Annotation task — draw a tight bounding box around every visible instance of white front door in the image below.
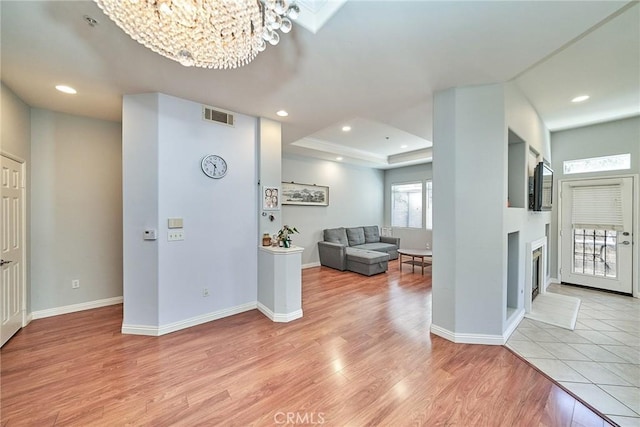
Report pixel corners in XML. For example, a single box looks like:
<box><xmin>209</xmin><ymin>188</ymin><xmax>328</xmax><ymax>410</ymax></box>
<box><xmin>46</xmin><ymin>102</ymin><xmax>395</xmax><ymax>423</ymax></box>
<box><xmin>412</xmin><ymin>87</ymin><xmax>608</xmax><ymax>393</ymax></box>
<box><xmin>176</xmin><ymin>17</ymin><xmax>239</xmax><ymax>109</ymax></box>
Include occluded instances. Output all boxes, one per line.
<box><xmin>1</xmin><ymin>155</ymin><xmax>24</xmax><ymax>347</ymax></box>
<box><xmin>561</xmin><ymin>177</ymin><xmax>634</xmax><ymax>294</ymax></box>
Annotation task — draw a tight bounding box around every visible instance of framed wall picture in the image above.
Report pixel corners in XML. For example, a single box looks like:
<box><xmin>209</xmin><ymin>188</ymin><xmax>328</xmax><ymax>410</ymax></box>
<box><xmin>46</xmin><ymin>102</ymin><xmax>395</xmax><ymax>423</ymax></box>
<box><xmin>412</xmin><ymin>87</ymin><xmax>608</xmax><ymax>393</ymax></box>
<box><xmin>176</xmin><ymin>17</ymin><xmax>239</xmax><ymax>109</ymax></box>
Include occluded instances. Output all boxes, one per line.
<box><xmin>282</xmin><ymin>182</ymin><xmax>329</xmax><ymax>206</ymax></box>
<box><xmin>262</xmin><ymin>186</ymin><xmax>280</xmax><ymax>211</ymax></box>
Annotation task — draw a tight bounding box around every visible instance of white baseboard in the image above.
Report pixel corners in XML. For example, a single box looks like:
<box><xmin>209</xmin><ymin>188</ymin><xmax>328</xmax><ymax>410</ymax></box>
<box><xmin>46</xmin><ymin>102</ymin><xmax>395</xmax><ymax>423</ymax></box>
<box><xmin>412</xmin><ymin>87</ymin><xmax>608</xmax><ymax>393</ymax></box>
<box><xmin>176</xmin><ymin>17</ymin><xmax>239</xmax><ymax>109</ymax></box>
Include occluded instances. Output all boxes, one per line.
<box><xmin>23</xmin><ymin>311</ymin><xmax>32</xmax><ymax>327</ymax></box>
<box><xmin>503</xmin><ymin>309</ymin><xmax>525</xmax><ymax>341</ymax></box>
<box><xmin>257</xmin><ymin>302</ymin><xmax>303</xmax><ymax>323</ymax></box>
<box><xmin>549</xmin><ymin>277</ymin><xmax>560</xmax><ymax>285</ymax></box>
<box><xmin>31</xmin><ymin>296</ymin><xmax>123</xmax><ymax>320</ymax></box>
<box><xmin>430</xmin><ymin>324</ymin><xmax>507</xmax><ymax>345</ymax></box>
<box><xmin>302</xmin><ymin>261</ymin><xmax>321</xmax><ymax>269</ymax></box>
<box><xmin>121</xmin><ymin>301</ymin><xmax>258</xmax><ymax>336</ymax></box>
<box><xmin>120</xmin><ymin>324</ymin><xmax>159</xmax><ymax>336</ymax></box>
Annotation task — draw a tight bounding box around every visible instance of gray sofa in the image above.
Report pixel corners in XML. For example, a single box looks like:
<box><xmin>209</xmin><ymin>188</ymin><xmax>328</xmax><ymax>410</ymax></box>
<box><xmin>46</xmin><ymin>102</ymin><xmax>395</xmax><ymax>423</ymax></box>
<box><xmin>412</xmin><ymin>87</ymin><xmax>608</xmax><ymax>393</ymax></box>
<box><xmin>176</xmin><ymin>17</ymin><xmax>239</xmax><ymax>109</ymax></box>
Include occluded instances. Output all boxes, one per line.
<box><xmin>318</xmin><ymin>226</ymin><xmax>400</xmax><ymax>276</ymax></box>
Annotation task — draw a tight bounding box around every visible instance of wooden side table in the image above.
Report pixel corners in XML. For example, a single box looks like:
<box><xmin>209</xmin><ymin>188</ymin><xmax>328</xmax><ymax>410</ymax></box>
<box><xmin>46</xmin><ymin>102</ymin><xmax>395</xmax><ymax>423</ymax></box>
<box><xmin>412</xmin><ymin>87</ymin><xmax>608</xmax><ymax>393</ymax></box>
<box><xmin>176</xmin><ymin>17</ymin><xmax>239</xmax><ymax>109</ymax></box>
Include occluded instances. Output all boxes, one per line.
<box><xmin>398</xmin><ymin>249</ymin><xmax>432</xmax><ymax>275</ymax></box>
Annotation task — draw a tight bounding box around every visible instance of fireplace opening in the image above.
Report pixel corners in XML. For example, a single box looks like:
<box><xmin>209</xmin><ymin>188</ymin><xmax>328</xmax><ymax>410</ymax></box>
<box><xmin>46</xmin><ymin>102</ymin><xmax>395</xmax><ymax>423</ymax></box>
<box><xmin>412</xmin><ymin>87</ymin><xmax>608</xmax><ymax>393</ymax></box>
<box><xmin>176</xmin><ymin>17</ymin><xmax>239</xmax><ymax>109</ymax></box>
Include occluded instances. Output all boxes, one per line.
<box><xmin>532</xmin><ymin>248</ymin><xmax>542</xmax><ymax>300</ymax></box>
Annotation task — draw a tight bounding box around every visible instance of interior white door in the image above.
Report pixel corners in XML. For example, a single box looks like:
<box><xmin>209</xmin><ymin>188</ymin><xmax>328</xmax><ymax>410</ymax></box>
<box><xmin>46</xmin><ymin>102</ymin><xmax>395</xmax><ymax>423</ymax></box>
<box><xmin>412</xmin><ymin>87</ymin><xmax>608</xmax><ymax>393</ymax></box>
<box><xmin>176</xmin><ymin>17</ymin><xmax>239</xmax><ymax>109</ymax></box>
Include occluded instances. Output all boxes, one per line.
<box><xmin>561</xmin><ymin>177</ymin><xmax>634</xmax><ymax>293</ymax></box>
<box><xmin>1</xmin><ymin>155</ymin><xmax>24</xmax><ymax>347</ymax></box>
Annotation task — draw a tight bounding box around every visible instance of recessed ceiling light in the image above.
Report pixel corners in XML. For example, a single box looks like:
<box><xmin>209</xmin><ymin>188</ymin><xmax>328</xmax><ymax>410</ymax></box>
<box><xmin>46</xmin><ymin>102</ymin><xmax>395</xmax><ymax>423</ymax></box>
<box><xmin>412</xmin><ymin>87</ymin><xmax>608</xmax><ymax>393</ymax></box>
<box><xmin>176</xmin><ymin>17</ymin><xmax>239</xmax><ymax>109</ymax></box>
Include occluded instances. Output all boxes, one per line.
<box><xmin>571</xmin><ymin>95</ymin><xmax>590</xmax><ymax>103</ymax></box>
<box><xmin>276</xmin><ymin>110</ymin><xmax>288</xmax><ymax>117</ymax></box>
<box><xmin>55</xmin><ymin>85</ymin><xmax>77</xmax><ymax>94</ymax></box>
<box><xmin>336</xmin><ymin>157</ymin><xmax>343</xmax><ymax>161</ymax></box>
<box><xmin>341</xmin><ymin>126</ymin><xmax>351</xmax><ymax>132</ymax></box>
<box><xmin>401</xmin><ymin>144</ymin><xmax>408</xmax><ymax>149</ymax></box>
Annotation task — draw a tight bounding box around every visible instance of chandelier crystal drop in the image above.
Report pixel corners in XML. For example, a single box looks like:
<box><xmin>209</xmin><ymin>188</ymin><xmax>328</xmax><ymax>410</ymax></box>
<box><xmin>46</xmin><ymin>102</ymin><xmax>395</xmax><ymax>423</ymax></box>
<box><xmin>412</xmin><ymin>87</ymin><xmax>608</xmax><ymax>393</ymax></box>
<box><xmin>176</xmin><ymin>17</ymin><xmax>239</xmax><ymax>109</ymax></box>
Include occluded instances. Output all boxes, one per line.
<box><xmin>94</xmin><ymin>0</ymin><xmax>299</xmax><ymax>69</ymax></box>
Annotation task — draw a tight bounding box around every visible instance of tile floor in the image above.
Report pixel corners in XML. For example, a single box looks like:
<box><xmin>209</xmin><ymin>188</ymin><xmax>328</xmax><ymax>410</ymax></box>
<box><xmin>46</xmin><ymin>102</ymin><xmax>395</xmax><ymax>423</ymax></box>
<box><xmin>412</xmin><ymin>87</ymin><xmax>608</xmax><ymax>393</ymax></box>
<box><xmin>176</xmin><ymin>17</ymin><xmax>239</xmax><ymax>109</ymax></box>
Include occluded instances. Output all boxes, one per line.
<box><xmin>507</xmin><ymin>283</ymin><xmax>640</xmax><ymax>427</ymax></box>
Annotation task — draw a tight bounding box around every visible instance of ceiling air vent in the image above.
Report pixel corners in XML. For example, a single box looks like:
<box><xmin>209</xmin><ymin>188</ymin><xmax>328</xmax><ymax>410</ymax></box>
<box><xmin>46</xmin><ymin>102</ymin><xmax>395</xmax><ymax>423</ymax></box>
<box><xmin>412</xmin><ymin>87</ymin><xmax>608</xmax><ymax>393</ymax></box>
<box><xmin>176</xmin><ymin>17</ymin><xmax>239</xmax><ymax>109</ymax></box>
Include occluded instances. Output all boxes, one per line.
<box><xmin>202</xmin><ymin>105</ymin><xmax>234</xmax><ymax>127</ymax></box>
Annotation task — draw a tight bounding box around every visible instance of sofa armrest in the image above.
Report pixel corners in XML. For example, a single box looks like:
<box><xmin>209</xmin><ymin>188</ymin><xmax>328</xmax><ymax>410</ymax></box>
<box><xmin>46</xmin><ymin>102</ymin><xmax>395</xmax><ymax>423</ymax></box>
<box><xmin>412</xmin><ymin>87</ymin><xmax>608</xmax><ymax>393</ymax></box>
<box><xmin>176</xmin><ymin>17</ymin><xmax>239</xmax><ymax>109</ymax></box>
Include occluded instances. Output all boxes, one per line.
<box><xmin>318</xmin><ymin>241</ymin><xmax>347</xmax><ymax>271</ymax></box>
<box><xmin>380</xmin><ymin>236</ymin><xmax>400</xmax><ymax>247</ymax></box>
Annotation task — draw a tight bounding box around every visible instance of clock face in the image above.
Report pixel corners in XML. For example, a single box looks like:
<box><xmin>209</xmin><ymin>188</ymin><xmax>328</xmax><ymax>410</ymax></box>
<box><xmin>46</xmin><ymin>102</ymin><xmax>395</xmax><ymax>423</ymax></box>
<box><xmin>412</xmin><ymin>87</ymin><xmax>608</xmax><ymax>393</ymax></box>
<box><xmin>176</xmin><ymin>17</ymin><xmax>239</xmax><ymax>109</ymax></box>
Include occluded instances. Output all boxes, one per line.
<box><xmin>201</xmin><ymin>155</ymin><xmax>227</xmax><ymax>179</ymax></box>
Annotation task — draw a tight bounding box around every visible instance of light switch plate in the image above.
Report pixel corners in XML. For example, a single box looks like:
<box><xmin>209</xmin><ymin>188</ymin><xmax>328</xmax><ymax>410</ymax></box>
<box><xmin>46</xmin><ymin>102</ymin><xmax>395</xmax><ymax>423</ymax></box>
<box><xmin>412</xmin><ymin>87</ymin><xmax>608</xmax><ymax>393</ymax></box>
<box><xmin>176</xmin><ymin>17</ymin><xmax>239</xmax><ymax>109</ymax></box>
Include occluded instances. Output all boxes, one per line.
<box><xmin>168</xmin><ymin>230</ymin><xmax>185</xmax><ymax>241</ymax></box>
<box><xmin>168</xmin><ymin>218</ymin><xmax>184</xmax><ymax>229</ymax></box>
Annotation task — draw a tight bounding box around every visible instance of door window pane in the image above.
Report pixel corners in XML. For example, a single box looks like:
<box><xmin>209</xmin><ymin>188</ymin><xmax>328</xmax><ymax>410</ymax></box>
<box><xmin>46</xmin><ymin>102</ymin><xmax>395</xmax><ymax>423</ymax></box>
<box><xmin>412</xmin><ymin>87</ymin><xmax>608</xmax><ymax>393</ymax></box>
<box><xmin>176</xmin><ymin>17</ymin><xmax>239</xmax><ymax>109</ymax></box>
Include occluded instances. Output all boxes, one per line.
<box><xmin>572</xmin><ymin>228</ymin><xmax>617</xmax><ymax>278</ymax></box>
<box><xmin>564</xmin><ymin>153</ymin><xmax>630</xmax><ymax>175</ymax></box>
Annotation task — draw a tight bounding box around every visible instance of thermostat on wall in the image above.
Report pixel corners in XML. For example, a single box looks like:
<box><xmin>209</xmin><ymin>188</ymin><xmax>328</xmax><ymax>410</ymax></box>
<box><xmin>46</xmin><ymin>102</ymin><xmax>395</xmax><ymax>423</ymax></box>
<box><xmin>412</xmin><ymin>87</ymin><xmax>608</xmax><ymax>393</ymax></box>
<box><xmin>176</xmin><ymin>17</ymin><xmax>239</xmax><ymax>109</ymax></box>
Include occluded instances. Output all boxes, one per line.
<box><xmin>143</xmin><ymin>229</ymin><xmax>158</xmax><ymax>240</ymax></box>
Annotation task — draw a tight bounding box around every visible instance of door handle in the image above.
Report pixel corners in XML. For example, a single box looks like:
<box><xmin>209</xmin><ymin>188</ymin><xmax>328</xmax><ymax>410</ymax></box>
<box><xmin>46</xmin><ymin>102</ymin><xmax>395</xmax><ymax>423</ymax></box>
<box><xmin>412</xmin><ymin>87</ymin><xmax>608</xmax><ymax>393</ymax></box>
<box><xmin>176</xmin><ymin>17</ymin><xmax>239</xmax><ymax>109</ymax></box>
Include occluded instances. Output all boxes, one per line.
<box><xmin>620</xmin><ymin>241</ymin><xmax>630</xmax><ymax>245</ymax></box>
<box><xmin>0</xmin><ymin>259</ymin><xmax>12</xmax><ymax>266</ymax></box>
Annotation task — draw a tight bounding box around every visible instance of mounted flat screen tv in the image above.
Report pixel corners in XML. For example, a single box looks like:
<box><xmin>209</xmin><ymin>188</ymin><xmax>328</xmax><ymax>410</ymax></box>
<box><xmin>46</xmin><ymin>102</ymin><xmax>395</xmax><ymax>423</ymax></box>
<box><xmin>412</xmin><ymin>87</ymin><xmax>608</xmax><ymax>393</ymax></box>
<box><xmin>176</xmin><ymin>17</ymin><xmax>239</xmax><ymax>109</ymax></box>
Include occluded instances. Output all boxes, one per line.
<box><xmin>533</xmin><ymin>161</ymin><xmax>553</xmax><ymax>211</ymax></box>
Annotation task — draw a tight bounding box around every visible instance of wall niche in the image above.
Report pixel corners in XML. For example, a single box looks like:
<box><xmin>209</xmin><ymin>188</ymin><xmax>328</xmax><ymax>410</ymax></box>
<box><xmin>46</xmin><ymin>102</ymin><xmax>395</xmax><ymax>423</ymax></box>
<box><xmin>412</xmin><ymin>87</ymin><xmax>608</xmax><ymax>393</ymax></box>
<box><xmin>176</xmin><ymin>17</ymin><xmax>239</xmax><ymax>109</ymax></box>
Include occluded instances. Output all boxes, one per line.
<box><xmin>507</xmin><ymin>129</ymin><xmax>526</xmax><ymax>208</ymax></box>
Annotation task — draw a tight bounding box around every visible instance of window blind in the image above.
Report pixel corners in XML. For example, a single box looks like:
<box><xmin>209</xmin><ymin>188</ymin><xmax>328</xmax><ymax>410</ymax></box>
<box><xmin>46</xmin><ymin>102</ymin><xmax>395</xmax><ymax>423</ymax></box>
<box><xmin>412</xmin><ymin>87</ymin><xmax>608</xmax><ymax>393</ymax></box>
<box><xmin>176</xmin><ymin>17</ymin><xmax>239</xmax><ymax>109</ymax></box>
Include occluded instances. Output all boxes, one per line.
<box><xmin>571</xmin><ymin>184</ymin><xmax>623</xmax><ymax>230</ymax></box>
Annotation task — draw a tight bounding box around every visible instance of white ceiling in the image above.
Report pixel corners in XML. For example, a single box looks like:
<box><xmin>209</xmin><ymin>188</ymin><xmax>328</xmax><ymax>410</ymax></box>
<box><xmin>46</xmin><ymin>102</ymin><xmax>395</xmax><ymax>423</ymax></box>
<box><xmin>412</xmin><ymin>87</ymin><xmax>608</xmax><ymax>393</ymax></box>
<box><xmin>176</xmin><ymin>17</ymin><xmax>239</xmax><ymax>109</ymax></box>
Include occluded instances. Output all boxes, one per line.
<box><xmin>1</xmin><ymin>1</ymin><xmax>638</xmax><ymax>169</ymax></box>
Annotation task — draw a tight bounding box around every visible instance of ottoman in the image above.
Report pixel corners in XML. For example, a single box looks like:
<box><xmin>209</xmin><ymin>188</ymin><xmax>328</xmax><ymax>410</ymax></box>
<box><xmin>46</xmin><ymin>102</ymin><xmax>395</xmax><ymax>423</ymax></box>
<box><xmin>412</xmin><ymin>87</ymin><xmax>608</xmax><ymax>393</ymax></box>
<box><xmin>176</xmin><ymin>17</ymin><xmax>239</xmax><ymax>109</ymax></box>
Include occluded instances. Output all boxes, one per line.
<box><xmin>345</xmin><ymin>248</ymin><xmax>389</xmax><ymax>276</ymax></box>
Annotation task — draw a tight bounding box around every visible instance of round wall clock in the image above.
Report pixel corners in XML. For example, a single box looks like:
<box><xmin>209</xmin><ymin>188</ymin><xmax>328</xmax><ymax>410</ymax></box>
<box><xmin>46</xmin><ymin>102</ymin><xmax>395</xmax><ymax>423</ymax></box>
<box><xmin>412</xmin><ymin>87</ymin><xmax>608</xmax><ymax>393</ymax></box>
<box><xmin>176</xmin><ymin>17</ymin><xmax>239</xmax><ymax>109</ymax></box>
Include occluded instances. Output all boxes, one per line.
<box><xmin>201</xmin><ymin>154</ymin><xmax>227</xmax><ymax>179</ymax></box>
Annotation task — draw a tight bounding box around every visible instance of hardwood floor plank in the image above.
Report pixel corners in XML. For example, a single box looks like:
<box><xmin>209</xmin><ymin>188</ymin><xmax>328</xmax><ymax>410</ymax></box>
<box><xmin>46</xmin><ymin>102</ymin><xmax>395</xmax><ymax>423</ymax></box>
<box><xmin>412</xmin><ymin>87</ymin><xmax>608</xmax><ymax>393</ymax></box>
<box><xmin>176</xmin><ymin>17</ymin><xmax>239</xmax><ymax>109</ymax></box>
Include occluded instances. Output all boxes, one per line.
<box><xmin>539</xmin><ymin>385</ymin><xmax>577</xmax><ymax>427</ymax></box>
<box><xmin>1</xmin><ymin>263</ymin><xmax>612</xmax><ymax>426</ymax></box>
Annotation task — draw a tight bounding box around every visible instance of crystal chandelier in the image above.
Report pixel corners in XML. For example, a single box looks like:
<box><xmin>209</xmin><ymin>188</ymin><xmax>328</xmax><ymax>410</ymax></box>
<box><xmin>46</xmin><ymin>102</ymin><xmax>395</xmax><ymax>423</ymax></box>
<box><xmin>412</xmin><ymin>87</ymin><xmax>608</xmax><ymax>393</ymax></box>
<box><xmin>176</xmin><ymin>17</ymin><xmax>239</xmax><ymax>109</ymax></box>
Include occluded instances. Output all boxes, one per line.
<box><xmin>94</xmin><ymin>0</ymin><xmax>300</xmax><ymax>69</ymax></box>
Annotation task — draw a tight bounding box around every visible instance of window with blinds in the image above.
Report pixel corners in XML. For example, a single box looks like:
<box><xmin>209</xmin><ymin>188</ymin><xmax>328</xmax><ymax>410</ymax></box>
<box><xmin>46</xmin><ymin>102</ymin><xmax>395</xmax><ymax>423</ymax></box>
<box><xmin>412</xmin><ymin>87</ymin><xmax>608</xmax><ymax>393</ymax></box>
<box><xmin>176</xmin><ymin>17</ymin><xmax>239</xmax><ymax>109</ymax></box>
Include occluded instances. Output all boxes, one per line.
<box><xmin>571</xmin><ymin>184</ymin><xmax>623</xmax><ymax>231</ymax></box>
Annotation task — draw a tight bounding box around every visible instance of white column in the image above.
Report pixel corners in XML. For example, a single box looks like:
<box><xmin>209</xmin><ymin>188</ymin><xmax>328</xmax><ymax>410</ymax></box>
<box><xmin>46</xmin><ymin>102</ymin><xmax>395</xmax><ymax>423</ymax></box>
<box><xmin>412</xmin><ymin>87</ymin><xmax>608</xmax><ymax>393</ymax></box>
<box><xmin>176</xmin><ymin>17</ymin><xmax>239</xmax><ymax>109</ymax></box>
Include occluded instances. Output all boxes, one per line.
<box><xmin>258</xmin><ymin>245</ymin><xmax>304</xmax><ymax>322</ymax></box>
<box><xmin>431</xmin><ymin>84</ymin><xmax>507</xmax><ymax>343</ymax></box>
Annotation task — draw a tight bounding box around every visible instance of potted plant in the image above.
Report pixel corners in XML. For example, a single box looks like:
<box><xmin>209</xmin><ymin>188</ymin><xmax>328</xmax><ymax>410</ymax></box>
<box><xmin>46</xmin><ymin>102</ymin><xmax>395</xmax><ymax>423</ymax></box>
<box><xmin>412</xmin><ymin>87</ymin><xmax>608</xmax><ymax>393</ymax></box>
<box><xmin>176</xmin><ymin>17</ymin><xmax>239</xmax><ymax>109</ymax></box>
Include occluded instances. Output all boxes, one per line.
<box><xmin>277</xmin><ymin>225</ymin><xmax>299</xmax><ymax>248</ymax></box>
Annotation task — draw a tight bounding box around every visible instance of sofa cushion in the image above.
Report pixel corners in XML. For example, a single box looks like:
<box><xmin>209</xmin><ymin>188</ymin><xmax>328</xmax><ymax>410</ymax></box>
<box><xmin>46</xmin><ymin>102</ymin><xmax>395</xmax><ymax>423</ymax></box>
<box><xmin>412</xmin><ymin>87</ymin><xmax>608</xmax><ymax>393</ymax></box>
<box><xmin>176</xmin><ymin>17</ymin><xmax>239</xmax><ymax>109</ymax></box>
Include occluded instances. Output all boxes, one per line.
<box><xmin>324</xmin><ymin>227</ymin><xmax>348</xmax><ymax>246</ymax></box>
<box><xmin>363</xmin><ymin>226</ymin><xmax>380</xmax><ymax>243</ymax></box>
<box><xmin>355</xmin><ymin>242</ymin><xmax>395</xmax><ymax>252</ymax></box>
<box><xmin>355</xmin><ymin>243</ymin><xmax>398</xmax><ymax>260</ymax></box>
<box><xmin>346</xmin><ymin>247</ymin><xmax>389</xmax><ymax>264</ymax></box>
<box><xmin>346</xmin><ymin>227</ymin><xmax>365</xmax><ymax>246</ymax></box>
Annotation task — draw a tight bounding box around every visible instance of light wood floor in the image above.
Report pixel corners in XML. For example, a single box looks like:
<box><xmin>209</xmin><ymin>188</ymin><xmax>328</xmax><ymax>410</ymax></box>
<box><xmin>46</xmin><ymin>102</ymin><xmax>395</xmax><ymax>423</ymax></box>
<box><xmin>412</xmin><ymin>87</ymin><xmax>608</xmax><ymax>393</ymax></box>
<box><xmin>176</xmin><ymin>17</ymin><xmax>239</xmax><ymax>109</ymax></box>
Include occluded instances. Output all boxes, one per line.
<box><xmin>1</xmin><ymin>263</ymin><xmax>613</xmax><ymax>426</ymax></box>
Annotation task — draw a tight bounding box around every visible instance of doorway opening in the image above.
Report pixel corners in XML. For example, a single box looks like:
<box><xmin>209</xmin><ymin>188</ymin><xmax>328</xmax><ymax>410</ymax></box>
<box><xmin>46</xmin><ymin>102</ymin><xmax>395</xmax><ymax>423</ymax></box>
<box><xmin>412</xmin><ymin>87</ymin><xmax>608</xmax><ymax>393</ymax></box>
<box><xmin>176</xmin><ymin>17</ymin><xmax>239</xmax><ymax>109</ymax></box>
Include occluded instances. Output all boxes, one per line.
<box><xmin>560</xmin><ymin>177</ymin><xmax>635</xmax><ymax>295</ymax></box>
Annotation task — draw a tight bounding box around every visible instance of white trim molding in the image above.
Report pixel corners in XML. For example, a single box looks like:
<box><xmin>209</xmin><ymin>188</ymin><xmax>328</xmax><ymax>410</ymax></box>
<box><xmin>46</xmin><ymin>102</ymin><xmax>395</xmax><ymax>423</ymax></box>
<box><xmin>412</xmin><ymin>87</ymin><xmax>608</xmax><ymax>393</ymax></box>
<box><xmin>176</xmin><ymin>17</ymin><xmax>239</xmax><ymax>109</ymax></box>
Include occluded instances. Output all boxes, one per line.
<box><xmin>0</xmin><ymin>151</ymin><xmax>26</xmax><ymax>164</ymax></box>
<box><xmin>31</xmin><ymin>296</ymin><xmax>123</xmax><ymax>320</ymax></box>
<box><xmin>302</xmin><ymin>261</ymin><xmax>321</xmax><ymax>269</ymax></box>
<box><xmin>525</xmin><ymin>237</ymin><xmax>548</xmax><ymax>314</ymax></box>
<box><xmin>430</xmin><ymin>324</ymin><xmax>508</xmax><ymax>345</ymax></box>
<box><xmin>503</xmin><ymin>309</ymin><xmax>525</xmax><ymax>342</ymax></box>
<box><xmin>257</xmin><ymin>302</ymin><xmax>303</xmax><ymax>323</ymax></box>
<box><xmin>23</xmin><ymin>312</ymin><xmax>32</xmax><ymax>327</ymax></box>
<box><xmin>121</xmin><ymin>301</ymin><xmax>257</xmax><ymax>336</ymax></box>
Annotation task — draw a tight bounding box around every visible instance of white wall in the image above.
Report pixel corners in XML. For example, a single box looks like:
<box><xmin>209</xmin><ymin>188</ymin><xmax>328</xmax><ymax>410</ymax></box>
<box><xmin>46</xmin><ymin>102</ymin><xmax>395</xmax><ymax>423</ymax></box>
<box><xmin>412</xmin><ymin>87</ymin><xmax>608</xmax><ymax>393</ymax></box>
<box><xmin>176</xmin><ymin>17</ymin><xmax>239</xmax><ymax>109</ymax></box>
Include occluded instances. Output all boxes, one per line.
<box><xmin>549</xmin><ymin>116</ymin><xmax>640</xmax><ymax>278</ymax></box>
<box><xmin>432</xmin><ymin>84</ymin><xmax>506</xmax><ymax>337</ymax></box>
<box><xmin>122</xmin><ymin>94</ymin><xmax>160</xmax><ymax>327</ymax></box>
<box><xmin>30</xmin><ymin>109</ymin><xmax>123</xmax><ymax>311</ymax></box>
<box><xmin>123</xmin><ymin>93</ymin><xmax>258</xmax><ymax>330</ymax></box>
<box><xmin>505</xmin><ymin>82</ymin><xmax>553</xmax><ymax>317</ymax></box>
<box><xmin>257</xmin><ymin>119</ymin><xmax>283</xmax><ymax>311</ymax></box>
<box><xmin>551</xmin><ymin>117</ymin><xmax>639</xmax><ymax>177</ymax></box>
<box><xmin>282</xmin><ymin>154</ymin><xmax>384</xmax><ymax>266</ymax></box>
<box><xmin>1</xmin><ymin>82</ymin><xmax>31</xmax><ymax>311</ymax></box>
<box><xmin>258</xmin><ymin>119</ymin><xmax>283</xmax><ymax>238</ymax></box>
<box><xmin>505</xmin><ymin>82</ymin><xmax>551</xmax><ymax>161</ymax></box>
<box><xmin>1</xmin><ymin>83</ymin><xmax>31</xmax><ymax>160</ymax></box>
<box><xmin>432</xmin><ymin>82</ymin><xmax>551</xmax><ymax>343</ymax></box>
<box><xmin>384</xmin><ymin>163</ymin><xmax>433</xmax><ymax>249</ymax></box>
